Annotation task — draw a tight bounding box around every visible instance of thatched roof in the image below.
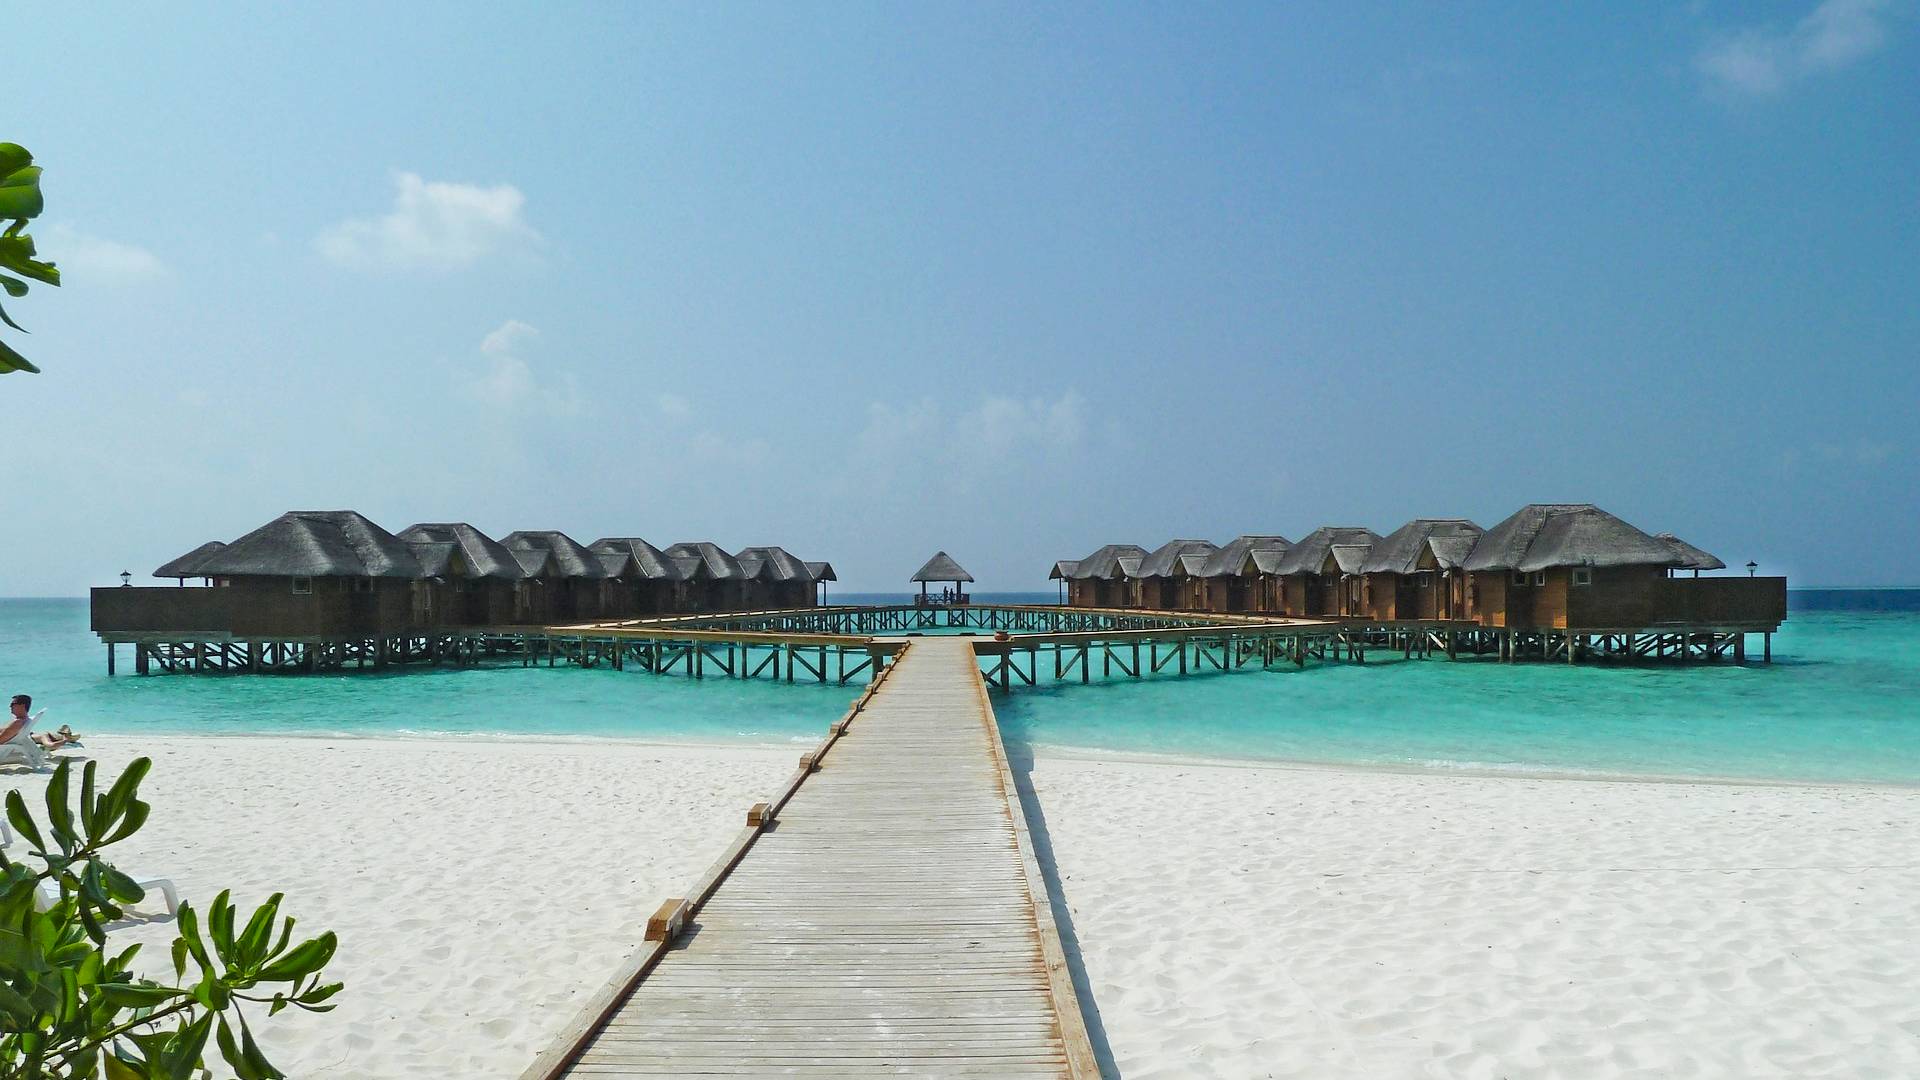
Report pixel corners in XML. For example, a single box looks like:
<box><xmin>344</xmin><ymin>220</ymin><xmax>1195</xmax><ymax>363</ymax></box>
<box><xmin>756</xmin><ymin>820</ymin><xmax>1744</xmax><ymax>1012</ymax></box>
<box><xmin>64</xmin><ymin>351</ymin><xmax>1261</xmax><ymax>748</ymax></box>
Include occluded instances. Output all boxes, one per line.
<box><xmin>194</xmin><ymin>511</ymin><xmax>424</xmax><ymax>578</ymax></box>
<box><xmin>670</xmin><ymin>555</ymin><xmax>709</xmax><ymax>580</ymax></box>
<box><xmin>399</xmin><ymin>523</ymin><xmax>529</xmax><ymax>580</ymax></box>
<box><xmin>1655</xmin><ymin>533</ymin><xmax>1726</xmax><ymax>571</ymax></box>
<box><xmin>407</xmin><ymin>541</ymin><xmax>458</xmax><ymax>578</ymax></box>
<box><xmin>804</xmin><ymin>561</ymin><xmax>837</xmax><ymax>583</ymax></box>
<box><xmin>1176</xmin><ymin>552</ymin><xmax>1211</xmax><ymax>576</ymax></box>
<box><xmin>911</xmin><ymin>552</ymin><xmax>973</xmax><ymax>583</ymax></box>
<box><xmin>1048</xmin><ymin>560</ymin><xmax>1080</xmax><ymax>580</ymax></box>
<box><xmin>1329</xmin><ymin>543</ymin><xmax>1373</xmax><ymax>575</ymax></box>
<box><xmin>1249</xmin><ymin>548</ymin><xmax>1288</xmax><ymax>574</ymax></box>
<box><xmin>511</xmin><ymin>548</ymin><xmax>556</xmax><ymax>577</ymax></box>
<box><xmin>588</xmin><ymin>538</ymin><xmax>686</xmax><ymax>581</ymax></box>
<box><xmin>596</xmin><ymin>551</ymin><xmax>637</xmax><ymax>578</ymax></box>
<box><xmin>1463</xmin><ymin>504</ymin><xmax>1680</xmax><ymax>572</ymax></box>
<box><xmin>1198</xmin><ymin>535</ymin><xmax>1291</xmax><ymax>578</ymax></box>
<box><xmin>501</xmin><ymin>531</ymin><xmax>609</xmax><ymax>579</ymax></box>
<box><xmin>665</xmin><ymin>542</ymin><xmax>746</xmax><ymax>581</ymax></box>
<box><xmin>738</xmin><ymin>546</ymin><xmax>814</xmax><ymax>583</ymax></box>
<box><xmin>1069</xmin><ymin>544</ymin><xmax>1149</xmax><ymax>580</ymax></box>
<box><xmin>1274</xmin><ymin>527</ymin><xmax>1381</xmax><ymax>576</ymax></box>
<box><xmin>1134</xmin><ymin>540</ymin><xmax>1218</xmax><ymax>579</ymax></box>
<box><xmin>1361</xmin><ymin>519</ymin><xmax>1483</xmax><ymax>575</ymax></box>
<box><xmin>153</xmin><ymin>540</ymin><xmax>228</xmax><ymax>579</ymax></box>
<box><xmin>1427</xmin><ymin>536</ymin><xmax>1478</xmax><ymax>570</ymax></box>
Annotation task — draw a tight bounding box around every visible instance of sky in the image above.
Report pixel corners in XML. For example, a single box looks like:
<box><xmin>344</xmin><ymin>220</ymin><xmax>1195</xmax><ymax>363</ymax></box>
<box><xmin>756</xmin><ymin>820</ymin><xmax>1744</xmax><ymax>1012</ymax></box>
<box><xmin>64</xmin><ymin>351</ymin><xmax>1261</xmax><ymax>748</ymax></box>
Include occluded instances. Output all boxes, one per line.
<box><xmin>4</xmin><ymin>2</ymin><xmax>1916</xmax><ymax>594</ymax></box>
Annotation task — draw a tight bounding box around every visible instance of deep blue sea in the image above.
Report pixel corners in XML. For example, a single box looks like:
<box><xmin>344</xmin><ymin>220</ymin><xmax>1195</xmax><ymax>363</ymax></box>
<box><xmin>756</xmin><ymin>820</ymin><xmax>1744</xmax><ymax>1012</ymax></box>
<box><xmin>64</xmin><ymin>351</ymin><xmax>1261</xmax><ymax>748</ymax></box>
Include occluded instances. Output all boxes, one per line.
<box><xmin>4</xmin><ymin>592</ymin><xmax>1917</xmax><ymax>785</ymax></box>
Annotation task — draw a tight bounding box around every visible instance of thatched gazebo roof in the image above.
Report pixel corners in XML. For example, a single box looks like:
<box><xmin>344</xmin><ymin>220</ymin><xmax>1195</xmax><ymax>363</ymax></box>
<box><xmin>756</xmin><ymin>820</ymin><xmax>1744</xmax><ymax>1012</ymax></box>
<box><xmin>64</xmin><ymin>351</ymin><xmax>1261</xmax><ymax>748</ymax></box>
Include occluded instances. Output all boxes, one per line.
<box><xmin>1360</xmin><ymin>519</ymin><xmax>1483</xmax><ymax>576</ymax></box>
<box><xmin>1134</xmin><ymin>539</ymin><xmax>1218</xmax><ymax>579</ymax></box>
<box><xmin>399</xmin><ymin>523</ymin><xmax>530</xmax><ymax>579</ymax></box>
<box><xmin>153</xmin><ymin>540</ymin><xmax>228</xmax><ymax>579</ymax></box>
<box><xmin>1274</xmin><ymin>527</ymin><xmax>1381</xmax><ymax>577</ymax></box>
<box><xmin>501</xmin><ymin>531</ymin><xmax>609</xmax><ymax>579</ymax></box>
<box><xmin>911</xmin><ymin>552</ymin><xmax>973</xmax><ymax>583</ymax></box>
<box><xmin>193</xmin><ymin>511</ymin><xmax>424</xmax><ymax>578</ymax></box>
<box><xmin>589</xmin><ymin>538</ymin><xmax>687</xmax><ymax>581</ymax></box>
<box><xmin>1067</xmin><ymin>544</ymin><xmax>1150</xmax><ymax>580</ymax></box>
<box><xmin>1198</xmin><ymin>535</ymin><xmax>1291</xmax><ymax>578</ymax></box>
<box><xmin>665</xmin><ymin>542</ymin><xmax>747</xmax><ymax>581</ymax></box>
<box><xmin>1048</xmin><ymin>560</ymin><xmax>1080</xmax><ymax>581</ymax></box>
<box><xmin>1655</xmin><ymin>533</ymin><xmax>1726</xmax><ymax>571</ymax></box>
<box><xmin>1463</xmin><ymin>504</ymin><xmax>1681</xmax><ymax>572</ymax></box>
<box><xmin>804</xmin><ymin>561</ymin><xmax>838</xmax><ymax>583</ymax></box>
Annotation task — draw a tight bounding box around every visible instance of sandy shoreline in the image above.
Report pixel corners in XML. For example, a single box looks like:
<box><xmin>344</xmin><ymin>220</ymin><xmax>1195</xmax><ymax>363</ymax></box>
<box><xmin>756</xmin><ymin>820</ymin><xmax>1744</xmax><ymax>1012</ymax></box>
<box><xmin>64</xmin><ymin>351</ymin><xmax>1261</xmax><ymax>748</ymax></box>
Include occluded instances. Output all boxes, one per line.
<box><xmin>6</xmin><ymin>735</ymin><xmax>1917</xmax><ymax>1078</ymax></box>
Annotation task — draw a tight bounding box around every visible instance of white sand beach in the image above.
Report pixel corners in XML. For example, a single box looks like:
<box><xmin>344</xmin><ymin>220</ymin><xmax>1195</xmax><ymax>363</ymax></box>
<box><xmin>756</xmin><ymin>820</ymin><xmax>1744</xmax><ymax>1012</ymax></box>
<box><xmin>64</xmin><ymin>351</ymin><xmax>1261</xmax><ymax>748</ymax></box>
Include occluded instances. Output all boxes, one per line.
<box><xmin>6</xmin><ymin>736</ymin><xmax>1918</xmax><ymax>1078</ymax></box>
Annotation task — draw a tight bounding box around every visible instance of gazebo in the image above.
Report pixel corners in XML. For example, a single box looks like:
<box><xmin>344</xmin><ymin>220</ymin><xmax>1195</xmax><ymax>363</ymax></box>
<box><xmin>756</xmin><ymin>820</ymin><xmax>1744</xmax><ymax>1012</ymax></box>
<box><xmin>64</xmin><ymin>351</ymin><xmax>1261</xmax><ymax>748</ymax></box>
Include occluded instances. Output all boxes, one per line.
<box><xmin>910</xmin><ymin>552</ymin><xmax>973</xmax><ymax>607</ymax></box>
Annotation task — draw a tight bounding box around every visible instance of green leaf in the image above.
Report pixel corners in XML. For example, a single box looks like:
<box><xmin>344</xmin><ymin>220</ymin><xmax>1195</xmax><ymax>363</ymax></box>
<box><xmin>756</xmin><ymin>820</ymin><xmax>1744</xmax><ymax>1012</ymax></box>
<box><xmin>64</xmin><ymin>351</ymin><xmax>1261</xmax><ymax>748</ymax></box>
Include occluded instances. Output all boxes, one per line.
<box><xmin>175</xmin><ymin>903</ymin><xmax>215</xmax><ymax>975</ymax></box>
<box><xmin>0</xmin><ymin>271</ymin><xmax>25</xmax><ymax>296</ymax></box>
<box><xmin>104</xmin><ymin>1053</ymin><xmax>145</xmax><ymax>1080</ymax></box>
<box><xmin>0</xmin><ymin>143</ymin><xmax>30</xmax><ymax>175</ymax></box>
<box><xmin>0</xmin><ymin>298</ymin><xmax>25</xmax><ymax>333</ymax></box>
<box><xmin>207</xmin><ymin>890</ymin><xmax>235</xmax><ymax>961</ymax></box>
<box><xmin>237</xmin><ymin>894</ymin><xmax>283</xmax><ymax>968</ymax></box>
<box><xmin>0</xmin><ymin>164</ymin><xmax>44</xmax><ymax>219</ymax></box>
<box><xmin>4</xmin><ymin>789</ymin><xmax>46</xmax><ymax>850</ymax></box>
<box><xmin>254</xmin><ymin>932</ymin><xmax>336</xmax><ymax>983</ymax></box>
<box><xmin>0</xmin><ymin>335</ymin><xmax>40</xmax><ymax>374</ymax></box>
<box><xmin>80</xmin><ymin>759</ymin><xmax>100</xmax><ymax>839</ymax></box>
<box><xmin>172</xmin><ymin>937</ymin><xmax>190</xmax><ymax>982</ymax></box>
<box><xmin>0</xmin><ymin>234</ymin><xmax>57</xmax><ymax>286</ymax></box>
<box><xmin>98</xmin><ymin>984</ymin><xmax>188</xmax><ymax>1008</ymax></box>
<box><xmin>167</xmin><ymin>1010</ymin><xmax>216</xmax><ymax>1080</ymax></box>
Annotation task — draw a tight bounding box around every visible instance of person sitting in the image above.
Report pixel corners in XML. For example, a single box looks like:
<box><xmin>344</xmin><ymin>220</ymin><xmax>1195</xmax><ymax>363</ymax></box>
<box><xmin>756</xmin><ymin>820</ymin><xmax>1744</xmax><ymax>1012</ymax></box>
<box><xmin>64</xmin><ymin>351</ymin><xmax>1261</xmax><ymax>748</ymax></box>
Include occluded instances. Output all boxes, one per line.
<box><xmin>1</xmin><ymin>695</ymin><xmax>77</xmax><ymax>766</ymax></box>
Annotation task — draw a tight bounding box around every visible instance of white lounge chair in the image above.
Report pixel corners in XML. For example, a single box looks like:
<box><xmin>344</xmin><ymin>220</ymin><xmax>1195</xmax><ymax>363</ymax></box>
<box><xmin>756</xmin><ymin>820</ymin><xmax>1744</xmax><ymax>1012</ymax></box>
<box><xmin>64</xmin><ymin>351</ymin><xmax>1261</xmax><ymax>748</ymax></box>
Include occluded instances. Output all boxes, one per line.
<box><xmin>33</xmin><ymin>877</ymin><xmax>180</xmax><ymax>920</ymax></box>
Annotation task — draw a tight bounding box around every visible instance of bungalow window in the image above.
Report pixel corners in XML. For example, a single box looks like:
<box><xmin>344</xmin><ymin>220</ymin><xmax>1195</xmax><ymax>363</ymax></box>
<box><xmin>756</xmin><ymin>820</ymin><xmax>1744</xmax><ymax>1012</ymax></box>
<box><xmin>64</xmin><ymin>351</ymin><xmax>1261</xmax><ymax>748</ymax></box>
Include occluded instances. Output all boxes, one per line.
<box><xmin>291</xmin><ymin>576</ymin><xmax>313</xmax><ymax>595</ymax></box>
<box><xmin>1572</xmin><ymin>568</ymin><xmax>1593</xmax><ymax>586</ymax></box>
<box><xmin>351</xmin><ymin>577</ymin><xmax>375</xmax><ymax>594</ymax></box>
<box><xmin>1512</xmin><ymin>571</ymin><xmax>1528</xmax><ymax>587</ymax></box>
<box><xmin>1418</xmin><ymin>572</ymin><xmax>1433</xmax><ymax>588</ymax></box>
<box><xmin>1532</xmin><ymin>571</ymin><xmax>1547</xmax><ymax>586</ymax></box>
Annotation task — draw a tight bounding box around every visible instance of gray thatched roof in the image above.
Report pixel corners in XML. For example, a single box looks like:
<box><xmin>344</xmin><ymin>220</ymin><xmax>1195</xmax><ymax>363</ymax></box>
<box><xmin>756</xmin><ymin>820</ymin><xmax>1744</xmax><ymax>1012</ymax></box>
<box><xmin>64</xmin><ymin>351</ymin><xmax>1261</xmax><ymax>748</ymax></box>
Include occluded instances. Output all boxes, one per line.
<box><xmin>1069</xmin><ymin>544</ymin><xmax>1149</xmax><ymax>580</ymax></box>
<box><xmin>153</xmin><ymin>540</ymin><xmax>228</xmax><ymax>579</ymax></box>
<box><xmin>1249</xmin><ymin>548</ymin><xmax>1288</xmax><ymax>574</ymax></box>
<box><xmin>502</xmin><ymin>531</ymin><xmax>609</xmax><ymax>579</ymax></box>
<box><xmin>670</xmin><ymin>555</ymin><xmax>708</xmax><ymax>580</ymax></box>
<box><xmin>1273</xmin><ymin>527</ymin><xmax>1381</xmax><ymax>576</ymax></box>
<box><xmin>1134</xmin><ymin>540</ymin><xmax>1218</xmax><ymax>579</ymax></box>
<box><xmin>911</xmin><ymin>552</ymin><xmax>973</xmax><ymax>583</ymax></box>
<box><xmin>194</xmin><ymin>511</ymin><xmax>424</xmax><ymax>578</ymax></box>
<box><xmin>399</xmin><ymin>523</ymin><xmax>529</xmax><ymax>580</ymax></box>
<box><xmin>588</xmin><ymin>538</ymin><xmax>686</xmax><ymax>581</ymax></box>
<box><xmin>1427</xmin><ymin>536</ymin><xmax>1478</xmax><ymax>570</ymax></box>
<box><xmin>1463</xmin><ymin>504</ymin><xmax>1680</xmax><ymax>572</ymax></box>
<box><xmin>1361</xmin><ymin>519</ymin><xmax>1483</xmax><ymax>575</ymax></box>
<box><xmin>1329</xmin><ymin>543</ymin><xmax>1373</xmax><ymax>575</ymax></box>
<box><xmin>804</xmin><ymin>560</ymin><xmax>837</xmax><ymax>583</ymax></box>
<box><xmin>1048</xmin><ymin>560</ymin><xmax>1080</xmax><ymax>580</ymax></box>
<box><xmin>1198</xmin><ymin>535</ymin><xmax>1291</xmax><ymax>578</ymax></box>
<box><xmin>1655</xmin><ymin>533</ymin><xmax>1726</xmax><ymax>571</ymax></box>
<box><xmin>665</xmin><ymin>542</ymin><xmax>746</xmax><ymax>581</ymax></box>
<box><xmin>1177</xmin><ymin>552</ymin><xmax>1211</xmax><ymax>576</ymax></box>
<box><xmin>738</xmin><ymin>546</ymin><xmax>814</xmax><ymax>583</ymax></box>
<box><xmin>407</xmin><ymin>541</ymin><xmax>458</xmax><ymax>578</ymax></box>
<box><xmin>596</xmin><ymin>551</ymin><xmax>637</xmax><ymax>578</ymax></box>
<box><xmin>511</xmin><ymin>548</ymin><xmax>556</xmax><ymax>577</ymax></box>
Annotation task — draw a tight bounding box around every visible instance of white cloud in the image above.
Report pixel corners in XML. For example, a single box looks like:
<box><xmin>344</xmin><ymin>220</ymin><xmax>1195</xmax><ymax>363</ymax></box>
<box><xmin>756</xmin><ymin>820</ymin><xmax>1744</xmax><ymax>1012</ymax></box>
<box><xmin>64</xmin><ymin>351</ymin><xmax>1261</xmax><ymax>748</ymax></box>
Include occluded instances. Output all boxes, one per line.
<box><xmin>316</xmin><ymin>172</ymin><xmax>535</xmax><ymax>271</ymax></box>
<box><xmin>1698</xmin><ymin>0</ymin><xmax>1897</xmax><ymax>98</ymax></box>
<box><xmin>656</xmin><ymin>393</ymin><xmax>691</xmax><ymax>418</ymax></box>
<box><xmin>464</xmin><ymin>320</ymin><xmax>581</xmax><ymax>416</ymax></box>
<box><xmin>40</xmin><ymin>225</ymin><xmax>167</xmax><ymax>284</ymax></box>
<box><xmin>851</xmin><ymin>391</ymin><xmax>1089</xmax><ymax>498</ymax></box>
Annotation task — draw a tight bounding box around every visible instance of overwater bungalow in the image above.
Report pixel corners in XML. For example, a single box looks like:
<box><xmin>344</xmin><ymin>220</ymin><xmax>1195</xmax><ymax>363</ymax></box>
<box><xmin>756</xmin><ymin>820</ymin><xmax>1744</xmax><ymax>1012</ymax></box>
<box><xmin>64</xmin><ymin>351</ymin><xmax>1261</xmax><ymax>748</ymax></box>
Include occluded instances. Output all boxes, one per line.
<box><xmin>502</xmin><ymin>531</ymin><xmax>610</xmax><ymax>623</ymax></box>
<box><xmin>1194</xmin><ymin>535</ymin><xmax>1292</xmax><ymax>613</ymax></box>
<box><xmin>1656</xmin><ymin>533</ymin><xmax>1725</xmax><ymax>577</ymax></box>
<box><xmin>1358</xmin><ymin>519</ymin><xmax>1483</xmax><ymax>621</ymax></box>
<box><xmin>1065</xmin><ymin>544</ymin><xmax>1148</xmax><ymax>608</ymax></box>
<box><xmin>1271</xmin><ymin>527</ymin><xmax>1382</xmax><ymax>617</ymax></box>
<box><xmin>737</xmin><ymin>546</ymin><xmax>817</xmax><ymax>609</ymax></box>
<box><xmin>910</xmin><ymin>552</ymin><xmax>974</xmax><ymax>607</ymax></box>
<box><xmin>397</xmin><ymin>522</ymin><xmax>533</xmax><ymax>625</ymax></box>
<box><xmin>588</xmin><ymin>537</ymin><xmax>685</xmax><ymax>616</ymax></box>
<box><xmin>664</xmin><ymin>542</ymin><xmax>749</xmax><ymax>612</ymax></box>
<box><xmin>1460</xmin><ymin>504</ymin><xmax>1784</xmax><ymax>630</ymax></box>
<box><xmin>805</xmin><ymin>561</ymin><xmax>837</xmax><ymax>605</ymax></box>
<box><xmin>1048</xmin><ymin>560</ymin><xmax>1079</xmax><ymax>605</ymax></box>
<box><xmin>1131</xmin><ymin>540</ymin><xmax>1218</xmax><ymax>610</ymax></box>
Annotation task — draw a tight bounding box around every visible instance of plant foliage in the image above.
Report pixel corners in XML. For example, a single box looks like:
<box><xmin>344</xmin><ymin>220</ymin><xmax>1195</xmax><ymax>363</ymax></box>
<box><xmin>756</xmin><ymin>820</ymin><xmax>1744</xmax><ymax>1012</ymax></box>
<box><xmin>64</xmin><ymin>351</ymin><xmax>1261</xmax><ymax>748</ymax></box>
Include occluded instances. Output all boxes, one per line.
<box><xmin>0</xmin><ymin>142</ymin><xmax>60</xmax><ymax>375</ymax></box>
<box><xmin>1</xmin><ymin>759</ymin><xmax>342</xmax><ymax>1078</ymax></box>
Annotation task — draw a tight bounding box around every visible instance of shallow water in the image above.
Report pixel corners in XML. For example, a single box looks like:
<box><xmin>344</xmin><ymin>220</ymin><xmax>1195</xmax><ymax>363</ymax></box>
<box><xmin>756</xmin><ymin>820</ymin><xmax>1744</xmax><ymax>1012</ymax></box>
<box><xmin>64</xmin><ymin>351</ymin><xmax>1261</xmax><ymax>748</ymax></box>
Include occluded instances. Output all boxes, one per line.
<box><xmin>4</xmin><ymin>595</ymin><xmax>1916</xmax><ymax>785</ymax></box>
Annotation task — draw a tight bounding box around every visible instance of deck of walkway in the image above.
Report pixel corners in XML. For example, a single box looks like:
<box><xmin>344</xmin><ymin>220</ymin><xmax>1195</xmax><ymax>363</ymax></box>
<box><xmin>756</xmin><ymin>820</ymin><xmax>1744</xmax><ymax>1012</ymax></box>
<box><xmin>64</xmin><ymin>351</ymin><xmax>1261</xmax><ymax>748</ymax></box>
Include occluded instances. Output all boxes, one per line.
<box><xmin>536</xmin><ymin>636</ymin><xmax>1096</xmax><ymax>1078</ymax></box>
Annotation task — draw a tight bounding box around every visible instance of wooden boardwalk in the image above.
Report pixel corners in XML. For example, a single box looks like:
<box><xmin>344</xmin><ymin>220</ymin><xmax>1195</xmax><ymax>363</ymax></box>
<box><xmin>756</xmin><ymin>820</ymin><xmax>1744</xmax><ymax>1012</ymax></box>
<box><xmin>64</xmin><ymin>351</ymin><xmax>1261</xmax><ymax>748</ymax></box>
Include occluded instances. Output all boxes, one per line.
<box><xmin>529</xmin><ymin>636</ymin><xmax>1097</xmax><ymax>1079</ymax></box>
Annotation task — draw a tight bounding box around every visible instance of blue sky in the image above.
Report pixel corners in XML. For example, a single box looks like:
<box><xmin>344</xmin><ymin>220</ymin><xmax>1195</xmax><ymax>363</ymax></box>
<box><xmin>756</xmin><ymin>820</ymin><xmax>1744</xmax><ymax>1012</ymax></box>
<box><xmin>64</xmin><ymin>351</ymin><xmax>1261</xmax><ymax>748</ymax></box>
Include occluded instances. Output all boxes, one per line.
<box><xmin>5</xmin><ymin>2</ymin><xmax>1916</xmax><ymax>593</ymax></box>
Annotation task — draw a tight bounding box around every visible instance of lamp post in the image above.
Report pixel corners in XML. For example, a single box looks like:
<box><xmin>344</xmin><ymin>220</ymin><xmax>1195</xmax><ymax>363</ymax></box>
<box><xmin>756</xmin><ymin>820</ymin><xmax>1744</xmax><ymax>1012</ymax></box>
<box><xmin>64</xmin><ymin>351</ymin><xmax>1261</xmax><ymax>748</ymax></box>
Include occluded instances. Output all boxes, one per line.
<box><xmin>1746</xmin><ymin>561</ymin><xmax>1758</xmax><ymax>578</ymax></box>
<box><xmin>119</xmin><ymin>570</ymin><xmax>131</xmax><ymax>588</ymax></box>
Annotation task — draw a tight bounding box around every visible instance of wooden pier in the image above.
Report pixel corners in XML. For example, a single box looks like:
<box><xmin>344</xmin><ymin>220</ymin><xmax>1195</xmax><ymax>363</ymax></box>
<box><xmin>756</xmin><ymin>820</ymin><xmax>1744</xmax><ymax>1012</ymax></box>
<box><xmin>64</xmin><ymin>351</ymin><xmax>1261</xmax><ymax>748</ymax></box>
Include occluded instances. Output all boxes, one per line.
<box><xmin>523</xmin><ymin>636</ymin><xmax>1097</xmax><ymax>1079</ymax></box>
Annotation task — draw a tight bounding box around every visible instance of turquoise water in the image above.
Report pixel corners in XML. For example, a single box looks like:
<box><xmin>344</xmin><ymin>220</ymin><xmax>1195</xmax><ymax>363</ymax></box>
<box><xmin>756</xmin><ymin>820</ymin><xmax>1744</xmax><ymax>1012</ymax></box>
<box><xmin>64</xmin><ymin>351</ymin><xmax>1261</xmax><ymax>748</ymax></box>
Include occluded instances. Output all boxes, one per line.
<box><xmin>5</xmin><ymin>597</ymin><xmax>1918</xmax><ymax>785</ymax></box>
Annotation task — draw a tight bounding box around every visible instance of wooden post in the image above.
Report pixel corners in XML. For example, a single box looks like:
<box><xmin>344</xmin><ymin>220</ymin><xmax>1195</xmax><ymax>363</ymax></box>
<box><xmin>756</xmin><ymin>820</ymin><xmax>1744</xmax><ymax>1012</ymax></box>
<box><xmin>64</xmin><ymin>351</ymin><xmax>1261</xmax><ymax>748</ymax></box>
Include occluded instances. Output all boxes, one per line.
<box><xmin>106</xmin><ymin>643</ymin><xmax>116</xmax><ymax>676</ymax></box>
<box><xmin>1734</xmin><ymin>634</ymin><xmax>1746</xmax><ymax>663</ymax></box>
<box><xmin>1763</xmin><ymin>631</ymin><xmax>1771</xmax><ymax>663</ymax></box>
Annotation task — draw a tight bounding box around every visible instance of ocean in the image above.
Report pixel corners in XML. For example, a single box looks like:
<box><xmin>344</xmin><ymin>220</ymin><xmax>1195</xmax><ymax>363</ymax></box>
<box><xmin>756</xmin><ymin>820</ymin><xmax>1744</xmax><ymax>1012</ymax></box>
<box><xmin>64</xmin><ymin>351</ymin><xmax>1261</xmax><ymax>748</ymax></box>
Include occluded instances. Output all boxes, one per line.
<box><xmin>3</xmin><ymin>593</ymin><xmax>1916</xmax><ymax>786</ymax></box>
